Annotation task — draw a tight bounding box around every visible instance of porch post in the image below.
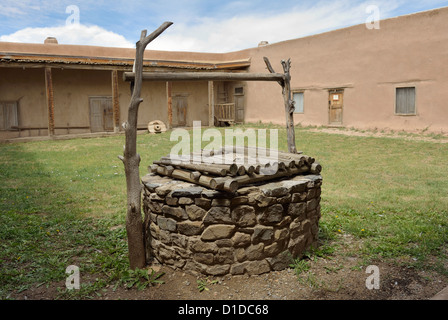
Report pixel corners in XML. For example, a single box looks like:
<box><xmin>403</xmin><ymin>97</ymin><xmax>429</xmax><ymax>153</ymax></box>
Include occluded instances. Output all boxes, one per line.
<box><xmin>166</xmin><ymin>81</ymin><xmax>172</xmax><ymax>129</ymax></box>
<box><xmin>208</xmin><ymin>81</ymin><xmax>214</xmax><ymax>127</ymax></box>
<box><xmin>111</xmin><ymin>69</ymin><xmax>120</xmax><ymax>133</ymax></box>
<box><xmin>44</xmin><ymin>66</ymin><xmax>55</xmax><ymax>136</ymax></box>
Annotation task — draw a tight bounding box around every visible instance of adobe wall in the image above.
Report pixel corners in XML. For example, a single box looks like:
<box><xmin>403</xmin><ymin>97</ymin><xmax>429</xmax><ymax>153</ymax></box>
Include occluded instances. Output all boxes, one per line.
<box><xmin>142</xmin><ymin>173</ymin><xmax>322</xmax><ymax>276</ymax></box>
<box><xmin>243</xmin><ymin>8</ymin><xmax>448</xmax><ymax>133</ymax></box>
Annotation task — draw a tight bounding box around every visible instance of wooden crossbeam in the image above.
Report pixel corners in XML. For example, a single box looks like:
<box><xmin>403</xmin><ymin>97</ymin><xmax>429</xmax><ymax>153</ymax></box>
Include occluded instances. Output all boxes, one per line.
<box><xmin>123</xmin><ymin>71</ymin><xmax>285</xmax><ymax>82</ymax></box>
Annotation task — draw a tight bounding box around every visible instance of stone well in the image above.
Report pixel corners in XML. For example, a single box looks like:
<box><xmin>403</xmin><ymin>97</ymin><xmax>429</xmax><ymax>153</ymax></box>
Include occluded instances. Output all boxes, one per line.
<box><xmin>142</xmin><ymin>173</ymin><xmax>322</xmax><ymax>276</ymax></box>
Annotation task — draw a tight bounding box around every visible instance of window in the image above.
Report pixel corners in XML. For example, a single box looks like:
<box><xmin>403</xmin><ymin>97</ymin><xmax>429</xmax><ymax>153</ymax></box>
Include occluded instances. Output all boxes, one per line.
<box><xmin>0</xmin><ymin>101</ymin><xmax>18</xmax><ymax>130</ymax></box>
<box><xmin>395</xmin><ymin>87</ymin><xmax>416</xmax><ymax>115</ymax></box>
<box><xmin>234</xmin><ymin>87</ymin><xmax>244</xmax><ymax>95</ymax></box>
<box><xmin>293</xmin><ymin>92</ymin><xmax>304</xmax><ymax>113</ymax></box>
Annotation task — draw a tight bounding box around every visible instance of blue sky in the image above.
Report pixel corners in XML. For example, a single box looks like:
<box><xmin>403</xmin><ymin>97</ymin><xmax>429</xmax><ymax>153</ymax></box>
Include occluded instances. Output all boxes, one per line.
<box><xmin>1</xmin><ymin>0</ymin><xmax>448</xmax><ymax>52</ymax></box>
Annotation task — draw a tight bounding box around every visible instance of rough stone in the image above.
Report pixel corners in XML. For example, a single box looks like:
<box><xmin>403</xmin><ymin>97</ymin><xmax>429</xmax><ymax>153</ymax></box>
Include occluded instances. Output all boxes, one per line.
<box><xmin>171</xmin><ymin>187</ymin><xmax>203</xmax><ymax>197</ymax></box>
<box><xmin>157</xmin><ymin>216</ymin><xmax>177</xmax><ymax>232</ymax></box>
<box><xmin>194</xmin><ymin>252</ymin><xmax>214</xmax><ymax>264</ymax></box>
<box><xmin>252</xmin><ymin>226</ymin><xmax>274</xmax><ymax>244</ymax></box>
<box><xmin>178</xmin><ymin>197</ymin><xmax>193</xmax><ymax>205</ymax></box>
<box><xmin>147</xmin><ymin>200</ymin><xmax>162</xmax><ymax>213</ymax></box>
<box><xmin>266</xmin><ymin>251</ymin><xmax>293</xmax><ymax>271</ymax></box>
<box><xmin>277</xmin><ymin>193</ymin><xmax>292</xmax><ymax>204</ymax></box>
<box><xmin>194</xmin><ymin>197</ymin><xmax>211</xmax><ymax>210</ymax></box>
<box><xmin>230</xmin><ymin>261</ymin><xmax>249</xmax><ymax>275</ymax></box>
<box><xmin>245</xmin><ymin>243</ymin><xmax>264</xmax><ymax>260</ymax></box>
<box><xmin>190</xmin><ymin>239</ymin><xmax>218</xmax><ymax>253</ymax></box>
<box><xmin>165</xmin><ymin>196</ymin><xmax>178</xmax><ymax>206</ymax></box>
<box><xmin>204</xmin><ymin>264</ymin><xmax>230</xmax><ymax>276</ymax></box>
<box><xmin>231</xmin><ymin>196</ymin><xmax>249</xmax><ymax>206</ymax></box>
<box><xmin>307</xmin><ymin>198</ymin><xmax>318</xmax><ymax>211</ymax></box>
<box><xmin>185</xmin><ymin>205</ymin><xmax>207</xmax><ymax>221</ymax></box>
<box><xmin>177</xmin><ymin>220</ymin><xmax>203</xmax><ymax>236</ymax></box>
<box><xmin>211</xmin><ymin>198</ymin><xmax>231</xmax><ymax>207</ymax></box>
<box><xmin>171</xmin><ymin>233</ymin><xmax>188</xmax><ymax>248</ymax></box>
<box><xmin>201</xmin><ymin>224</ymin><xmax>236</xmax><ymax>241</ymax></box>
<box><xmin>258</xmin><ymin>204</ymin><xmax>284</xmax><ymax>225</ymax></box>
<box><xmin>215</xmin><ymin>247</ymin><xmax>234</xmax><ymax>264</ymax></box>
<box><xmin>291</xmin><ymin>192</ymin><xmax>307</xmax><ymax>203</ymax></box>
<box><xmin>288</xmin><ymin>234</ymin><xmax>307</xmax><ymax>257</ymax></box>
<box><xmin>203</xmin><ymin>206</ymin><xmax>232</xmax><ymax>224</ymax></box>
<box><xmin>162</xmin><ymin>205</ymin><xmax>188</xmax><ymax>220</ymax></box>
<box><xmin>231</xmin><ymin>205</ymin><xmax>257</xmax><ymax>227</ymax></box>
<box><xmin>287</xmin><ymin>202</ymin><xmax>306</xmax><ymax>218</ymax></box>
<box><xmin>260</xmin><ymin>183</ymin><xmax>289</xmax><ymax>197</ymax></box>
<box><xmin>245</xmin><ymin>259</ymin><xmax>271</xmax><ymax>275</ymax></box>
<box><xmin>231</xmin><ymin>232</ymin><xmax>251</xmax><ymax>248</ymax></box>
<box><xmin>254</xmin><ymin>194</ymin><xmax>276</xmax><ymax>207</ymax></box>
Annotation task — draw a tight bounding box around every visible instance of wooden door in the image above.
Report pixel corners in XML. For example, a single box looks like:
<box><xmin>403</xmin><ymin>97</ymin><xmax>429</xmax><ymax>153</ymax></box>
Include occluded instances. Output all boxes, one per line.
<box><xmin>234</xmin><ymin>87</ymin><xmax>244</xmax><ymax>123</ymax></box>
<box><xmin>90</xmin><ymin>97</ymin><xmax>113</xmax><ymax>132</ymax></box>
<box><xmin>172</xmin><ymin>95</ymin><xmax>187</xmax><ymax>127</ymax></box>
<box><xmin>329</xmin><ymin>90</ymin><xmax>343</xmax><ymax>125</ymax></box>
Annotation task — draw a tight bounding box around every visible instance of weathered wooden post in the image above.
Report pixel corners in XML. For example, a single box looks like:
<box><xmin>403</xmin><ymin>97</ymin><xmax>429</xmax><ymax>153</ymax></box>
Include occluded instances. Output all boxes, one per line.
<box><xmin>119</xmin><ymin>22</ymin><xmax>173</xmax><ymax>269</ymax></box>
<box><xmin>263</xmin><ymin>57</ymin><xmax>297</xmax><ymax>153</ymax></box>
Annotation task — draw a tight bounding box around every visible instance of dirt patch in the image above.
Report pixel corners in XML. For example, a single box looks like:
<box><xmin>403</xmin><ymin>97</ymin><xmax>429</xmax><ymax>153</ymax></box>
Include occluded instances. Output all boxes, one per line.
<box><xmin>11</xmin><ymin>235</ymin><xmax>447</xmax><ymax>301</ymax></box>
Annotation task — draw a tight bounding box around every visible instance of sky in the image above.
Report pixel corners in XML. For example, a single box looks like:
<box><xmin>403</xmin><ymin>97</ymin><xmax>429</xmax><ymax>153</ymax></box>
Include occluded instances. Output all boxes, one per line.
<box><xmin>1</xmin><ymin>0</ymin><xmax>448</xmax><ymax>52</ymax></box>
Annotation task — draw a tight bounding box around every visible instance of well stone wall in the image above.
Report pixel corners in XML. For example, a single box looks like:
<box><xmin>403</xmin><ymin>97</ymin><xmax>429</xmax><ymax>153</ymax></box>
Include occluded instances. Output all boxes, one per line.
<box><xmin>142</xmin><ymin>173</ymin><xmax>322</xmax><ymax>276</ymax></box>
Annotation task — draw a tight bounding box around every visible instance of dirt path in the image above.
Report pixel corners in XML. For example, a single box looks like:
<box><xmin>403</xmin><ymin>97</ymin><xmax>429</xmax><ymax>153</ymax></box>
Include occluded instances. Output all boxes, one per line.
<box><xmin>12</xmin><ymin>235</ymin><xmax>447</xmax><ymax>300</ymax></box>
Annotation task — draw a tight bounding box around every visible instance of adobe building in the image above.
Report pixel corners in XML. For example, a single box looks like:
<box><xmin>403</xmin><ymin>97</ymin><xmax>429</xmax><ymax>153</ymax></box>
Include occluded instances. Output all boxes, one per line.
<box><xmin>1</xmin><ymin>7</ymin><xmax>447</xmax><ymax>140</ymax></box>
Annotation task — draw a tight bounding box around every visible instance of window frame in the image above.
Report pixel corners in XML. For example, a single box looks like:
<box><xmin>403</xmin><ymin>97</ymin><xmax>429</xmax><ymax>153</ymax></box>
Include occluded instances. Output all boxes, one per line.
<box><xmin>292</xmin><ymin>90</ymin><xmax>305</xmax><ymax>114</ymax></box>
<box><xmin>395</xmin><ymin>86</ymin><xmax>417</xmax><ymax>116</ymax></box>
<box><xmin>0</xmin><ymin>101</ymin><xmax>19</xmax><ymax>130</ymax></box>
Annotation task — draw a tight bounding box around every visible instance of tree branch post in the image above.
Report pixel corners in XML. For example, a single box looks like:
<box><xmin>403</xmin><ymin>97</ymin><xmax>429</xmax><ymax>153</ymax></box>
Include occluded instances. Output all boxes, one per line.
<box><xmin>120</xmin><ymin>22</ymin><xmax>173</xmax><ymax>270</ymax></box>
<box><xmin>263</xmin><ymin>57</ymin><xmax>297</xmax><ymax>154</ymax></box>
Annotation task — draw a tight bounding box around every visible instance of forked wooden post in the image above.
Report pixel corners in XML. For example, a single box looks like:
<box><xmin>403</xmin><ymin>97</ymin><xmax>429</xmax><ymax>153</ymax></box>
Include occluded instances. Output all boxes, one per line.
<box><xmin>263</xmin><ymin>57</ymin><xmax>297</xmax><ymax>153</ymax></box>
<box><xmin>119</xmin><ymin>22</ymin><xmax>173</xmax><ymax>269</ymax></box>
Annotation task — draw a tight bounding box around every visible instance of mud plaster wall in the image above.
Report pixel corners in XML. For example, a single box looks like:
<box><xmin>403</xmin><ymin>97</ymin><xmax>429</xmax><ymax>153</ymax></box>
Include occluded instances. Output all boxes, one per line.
<box><xmin>142</xmin><ymin>173</ymin><xmax>322</xmax><ymax>276</ymax></box>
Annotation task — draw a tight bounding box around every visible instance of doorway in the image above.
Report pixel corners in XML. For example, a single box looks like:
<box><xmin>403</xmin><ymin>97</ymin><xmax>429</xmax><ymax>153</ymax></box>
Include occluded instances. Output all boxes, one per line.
<box><xmin>328</xmin><ymin>89</ymin><xmax>344</xmax><ymax>125</ymax></box>
<box><xmin>172</xmin><ymin>95</ymin><xmax>187</xmax><ymax>127</ymax></box>
<box><xmin>89</xmin><ymin>96</ymin><xmax>113</xmax><ymax>132</ymax></box>
<box><xmin>234</xmin><ymin>86</ymin><xmax>244</xmax><ymax>123</ymax></box>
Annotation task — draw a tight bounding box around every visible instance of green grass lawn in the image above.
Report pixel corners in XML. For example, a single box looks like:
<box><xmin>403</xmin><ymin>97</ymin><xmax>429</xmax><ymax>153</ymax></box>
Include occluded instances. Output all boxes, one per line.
<box><xmin>1</xmin><ymin>124</ymin><xmax>447</xmax><ymax>299</ymax></box>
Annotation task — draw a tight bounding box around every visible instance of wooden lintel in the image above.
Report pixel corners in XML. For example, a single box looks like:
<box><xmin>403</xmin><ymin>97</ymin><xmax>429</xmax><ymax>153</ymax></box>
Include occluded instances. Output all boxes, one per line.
<box><xmin>44</xmin><ymin>66</ymin><xmax>55</xmax><ymax>136</ymax></box>
<box><xmin>123</xmin><ymin>71</ymin><xmax>285</xmax><ymax>83</ymax></box>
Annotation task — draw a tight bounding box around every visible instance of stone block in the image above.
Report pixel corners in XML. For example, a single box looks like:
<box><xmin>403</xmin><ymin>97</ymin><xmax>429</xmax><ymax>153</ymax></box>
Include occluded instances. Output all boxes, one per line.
<box><xmin>254</xmin><ymin>194</ymin><xmax>276</xmax><ymax>207</ymax></box>
<box><xmin>194</xmin><ymin>252</ymin><xmax>214</xmax><ymax>264</ymax></box>
<box><xmin>165</xmin><ymin>196</ymin><xmax>178</xmax><ymax>206</ymax></box>
<box><xmin>171</xmin><ymin>233</ymin><xmax>188</xmax><ymax>248</ymax></box>
<box><xmin>162</xmin><ymin>205</ymin><xmax>188</xmax><ymax>220</ymax></box>
<box><xmin>157</xmin><ymin>216</ymin><xmax>177</xmax><ymax>232</ymax></box>
<box><xmin>291</xmin><ymin>192</ymin><xmax>307</xmax><ymax>203</ymax></box>
<box><xmin>245</xmin><ymin>243</ymin><xmax>264</xmax><ymax>260</ymax></box>
<box><xmin>177</xmin><ymin>220</ymin><xmax>203</xmax><ymax>236</ymax></box>
<box><xmin>266</xmin><ymin>250</ymin><xmax>293</xmax><ymax>271</ymax></box>
<box><xmin>260</xmin><ymin>183</ymin><xmax>289</xmax><ymax>197</ymax></box>
<box><xmin>307</xmin><ymin>198</ymin><xmax>318</xmax><ymax>211</ymax></box>
<box><xmin>204</xmin><ymin>264</ymin><xmax>230</xmax><ymax>276</ymax></box>
<box><xmin>231</xmin><ymin>196</ymin><xmax>249</xmax><ymax>206</ymax></box>
<box><xmin>194</xmin><ymin>197</ymin><xmax>211</xmax><ymax>210</ymax></box>
<box><xmin>179</xmin><ymin>197</ymin><xmax>194</xmax><ymax>205</ymax></box>
<box><xmin>185</xmin><ymin>204</ymin><xmax>207</xmax><ymax>221</ymax></box>
<box><xmin>231</xmin><ymin>232</ymin><xmax>251</xmax><ymax>248</ymax></box>
<box><xmin>171</xmin><ymin>187</ymin><xmax>203</xmax><ymax>197</ymax></box>
<box><xmin>147</xmin><ymin>200</ymin><xmax>162</xmax><ymax>213</ymax></box>
<box><xmin>245</xmin><ymin>259</ymin><xmax>271</xmax><ymax>275</ymax></box>
<box><xmin>231</xmin><ymin>205</ymin><xmax>257</xmax><ymax>227</ymax></box>
<box><xmin>215</xmin><ymin>247</ymin><xmax>234</xmax><ymax>264</ymax></box>
<box><xmin>211</xmin><ymin>198</ymin><xmax>231</xmax><ymax>207</ymax></box>
<box><xmin>203</xmin><ymin>206</ymin><xmax>232</xmax><ymax>224</ymax></box>
<box><xmin>230</xmin><ymin>261</ymin><xmax>249</xmax><ymax>275</ymax></box>
<box><xmin>201</xmin><ymin>224</ymin><xmax>236</xmax><ymax>241</ymax></box>
<box><xmin>190</xmin><ymin>239</ymin><xmax>218</xmax><ymax>253</ymax></box>
<box><xmin>258</xmin><ymin>204</ymin><xmax>284</xmax><ymax>225</ymax></box>
<box><xmin>277</xmin><ymin>193</ymin><xmax>292</xmax><ymax>204</ymax></box>
<box><xmin>287</xmin><ymin>202</ymin><xmax>306</xmax><ymax>218</ymax></box>
<box><xmin>252</xmin><ymin>226</ymin><xmax>274</xmax><ymax>244</ymax></box>
<box><xmin>288</xmin><ymin>234</ymin><xmax>307</xmax><ymax>257</ymax></box>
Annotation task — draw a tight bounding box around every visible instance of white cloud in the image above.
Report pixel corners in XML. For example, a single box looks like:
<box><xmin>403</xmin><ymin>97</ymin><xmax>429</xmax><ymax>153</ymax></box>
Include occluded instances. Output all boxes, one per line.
<box><xmin>0</xmin><ymin>24</ymin><xmax>134</xmax><ymax>48</ymax></box>
<box><xmin>148</xmin><ymin>0</ymin><xmax>401</xmax><ymax>52</ymax></box>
